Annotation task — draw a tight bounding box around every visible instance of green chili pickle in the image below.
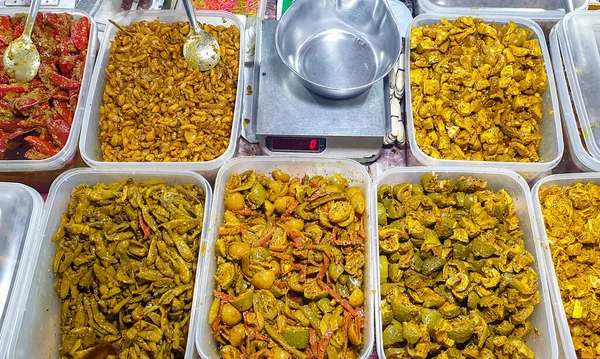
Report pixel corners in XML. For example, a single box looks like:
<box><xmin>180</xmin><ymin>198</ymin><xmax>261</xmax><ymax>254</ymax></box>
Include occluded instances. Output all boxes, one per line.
<box><xmin>52</xmin><ymin>179</ymin><xmax>205</xmax><ymax>358</ymax></box>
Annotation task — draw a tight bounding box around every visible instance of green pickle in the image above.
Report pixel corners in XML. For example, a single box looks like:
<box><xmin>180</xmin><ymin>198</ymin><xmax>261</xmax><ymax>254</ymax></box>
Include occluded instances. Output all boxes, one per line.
<box><xmin>210</xmin><ymin>171</ymin><xmax>367</xmax><ymax>358</ymax></box>
<box><xmin>377</xmin><ymin>173</ymin><xmax>540</xmax><ymax>358</ymax></box>
<box><xmin>52</xmin><ymin>180</ymin><xmax>206</xmax><ymax>358</ymax></box>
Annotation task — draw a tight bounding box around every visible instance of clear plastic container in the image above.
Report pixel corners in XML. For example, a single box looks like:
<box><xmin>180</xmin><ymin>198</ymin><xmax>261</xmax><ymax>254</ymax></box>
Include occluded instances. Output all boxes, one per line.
<box><xmin>372</xmin><ymin>167</ymin><xmax>558</xmax><ymax>359</ymax></box>
<box><xmin>0</xmin><ymin>9</ymin><xmax>98</xmax><ymax>172</ymax></box>
<box><xmin>0</xmin><ymin>183</ymin><xmax>43</xmax><ymax>356</ymax></box>
<box><xmin>416</xmin><ymin>0</ymin><xmax>589</xmax><ymax>22</ymax></box>
<box><xmin>531</xmin><ymin>173</ymin><xmax>600</xmax><ymax>359</ymax></box>
<box><xmin>551</xmin><ymin>12</ymin><xmax>600</xmax><ymax>168</ymax></box>
<box><xmin>548</xmin><ymin>22</ymin><xmax>600</xmax><ymax>173</ymax></box>
<box><xmin>196</xmin><ymin>157</ymin><xmax>375</xmax><ymax>359</ymax></box>
<box><xmin>175</xmin><ymin>0</ymin><xmax>267</xmax><ymax>18</ymax></box>
<box><xmin>80</xmin><ymin>10</ymin><xmax>246</xmax><ymax>180</ymax></box>
<box><xmin>6</xmin><ymin>169</ymin><xmax>213</xmax><ymax>359</ymax></box>
<box><xmin>405</xmin><ymin>14</ymin><xmax>564</xmax><ymax>181</ymax></box>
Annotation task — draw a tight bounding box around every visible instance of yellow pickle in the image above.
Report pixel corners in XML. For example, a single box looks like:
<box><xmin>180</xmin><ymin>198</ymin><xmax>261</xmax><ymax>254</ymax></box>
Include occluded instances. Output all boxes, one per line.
<box><xmin>539</xmin><ymin>182</ymin><xmax>600</xmax><ymax>358</ymax></box>
<box><xmin>210</xmin><ymin>171</ymin><xmax>367</xmax><ymax>359</ymax></box>
<box><xmin>52</xmin><ymin>179</ymin><xmax>205</xmax><ymax>358</ymax></box>
<box><xmin>99</xmin><ymin>19</ymin><xmax>240</xmax><ymax>163</ymax></box>
<box><xmin>410</xmin><ymin>16</ymin><xmax>547</xmax><ymax>162</ymax></box>
<box><xmin>378</xmin><ymin>173</ymin><xmax>540</xmax><ymax>359</ymax></box>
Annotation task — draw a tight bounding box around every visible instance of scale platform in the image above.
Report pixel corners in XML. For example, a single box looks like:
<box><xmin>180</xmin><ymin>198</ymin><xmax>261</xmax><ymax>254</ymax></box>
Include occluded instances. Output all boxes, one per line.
<box><xmin>255</xmin><ymin>20</ymin><xmax>389</xmax><ymax>163</ymax></box>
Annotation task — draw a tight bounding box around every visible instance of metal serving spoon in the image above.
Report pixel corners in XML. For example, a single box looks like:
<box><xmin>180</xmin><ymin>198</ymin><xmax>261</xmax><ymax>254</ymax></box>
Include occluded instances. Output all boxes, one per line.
<box><xmin>181</xmin><ymin>0</ymin><xmax>220</xmax><ymax>71</ymax></box>
<box><xmin>3</xmin><ymin>0</ymin><xmax>41</xmax><ymax>82</ymax></box>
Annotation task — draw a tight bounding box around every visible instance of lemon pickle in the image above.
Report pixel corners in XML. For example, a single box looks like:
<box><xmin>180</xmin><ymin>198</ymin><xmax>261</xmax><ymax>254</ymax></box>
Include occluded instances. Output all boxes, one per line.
<box><xmin>210</xmin><ymin>171</ymin><xmax>367</xmax><ymax>359</ymax></box>
<box><xmin>378</xmin><ymin>173</ymin><xmax>540</xmax><ymax>359</ymax></box>
<box><xmin>539</xmin><ymin>182</ymin><xmax>600</xmax><ymax>358</ymax></box>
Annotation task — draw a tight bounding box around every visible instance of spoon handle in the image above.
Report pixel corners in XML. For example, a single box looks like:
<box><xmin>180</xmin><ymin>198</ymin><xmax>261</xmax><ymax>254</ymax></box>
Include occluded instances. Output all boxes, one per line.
<box><xmin>22</xmin><ymin>0</ymin><xmax>42</xmax><ymax>39</ymax></box>
<box><xmin>181</xmin><ymin>0</ymin><xmax>203</xmax><ymax>35</ymax></box>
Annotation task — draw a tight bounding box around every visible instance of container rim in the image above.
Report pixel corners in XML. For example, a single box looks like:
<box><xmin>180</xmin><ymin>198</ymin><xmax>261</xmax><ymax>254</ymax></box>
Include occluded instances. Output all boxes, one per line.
<box><xmin>0</xmin><ymin>182</ymin><xmax>44</xmax><ymax>356</ymax></box>
<box><xmin>6</xmin><ymin>168</ymin><xmax>213</xmax><ymax>359</ymax></box>
<box><xmin>79</xmin><ymin>9</ymin><xmax>245</xmax><ymax>173</ymax></box>
<box><xmin>404</xmin><ymin>14</ymin><xmax>564</xmax><ymax>178</ymax></box>
<box><xmin>529</xmin><ymin>172</ymin><xmax>600</xmax><ymax>359</ymax></box>
<box><xmin>417</xmin><ymin>0</ymin><xmax>590</xmax><ymax>21</ymax></box>
<box><xmin>0</xmin><ymin>8</ymin><xmax>98</xmax><ymax>172</ymax></box>
<box><xmin>556</xmin><ymin>11</ymin><xmax>600</xmax><ymax>163</ymax></box>
<box><xmin>373</xmin><ymin>166</ymin><xmax>558</xmax><ymax>359</ymax></box>
<box><xmin>196</xmin><ymin>156</ymin><xmax>375</xmax><ymax>359</ymax></box>
<box><xmin>548</xmin><ymin>23</ymin><xmax>600</xmax><ymax>172</ymax></box>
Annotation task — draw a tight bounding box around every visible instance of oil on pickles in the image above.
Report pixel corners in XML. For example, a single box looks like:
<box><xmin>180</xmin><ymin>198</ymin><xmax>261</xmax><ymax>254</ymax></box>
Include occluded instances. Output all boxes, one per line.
<box><xmin>52</xmin><ymin>178</ymin><xmax>205</xmax><ymax>359</ymax></box>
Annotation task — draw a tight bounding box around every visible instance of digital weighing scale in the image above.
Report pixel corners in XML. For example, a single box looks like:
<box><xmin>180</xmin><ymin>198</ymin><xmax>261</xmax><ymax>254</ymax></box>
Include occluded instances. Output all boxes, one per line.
<box><xmin>254</xmin><ymin>20</ymin><xmax>390</xmax><ymax>163</ymax></box>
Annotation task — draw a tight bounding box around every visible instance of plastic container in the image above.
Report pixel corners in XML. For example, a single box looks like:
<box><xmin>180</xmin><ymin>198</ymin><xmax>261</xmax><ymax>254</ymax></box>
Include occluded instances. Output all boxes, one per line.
<box><xmin>415</xmin><ymin>0</ymin><xmax>589</xmax><ymax>23</ymax></box>
<box><xmin>0</xmin><ymin>8</ymin><xmax>98</xmax><ymax>172</ymax></box>
<box><xmin>175</xmin><ymin>0</ymin><xmax>266</xmax><ymax>18</ymax></box>
<box><xmin>7</xmin><ymin>169</ymin><xmax>212</xmax><ymax>359</ymax></box>
<box><xmin>548</xmin><ymin>22</ymin><xmax>600</xmax><ymax>173</ymax></box>
<box><xmin>196</xmin><ymin>157</ymin><xmax>375</xmax><ymax>359</ymax></box>
<box><xmin>372</xmin><ymin>167</ymin><xmax>558</xmax><ymax>359</ymax></box>
<box><xmin>80</xmin><ymin>10</ymin><xmax>246</xmax><ymax>180</ymax></box>
<box><xmin>0</xmin><ymin>183</ymin><xmax>43</xmax><ymax>356</ymax></box>
<box><xmin>531</xmin><ymin>173</ymin><xmax>600</xmax><ymax>359</ymax></box>
<box><xmin>550</xmin><ymin>12</ymin><xmax>600</xmax><ymax>172</ymax></box>
<box><xmin>405</xmin><ymin>14</ymin><xmax>563</xmax><ymax>181</ymax></box>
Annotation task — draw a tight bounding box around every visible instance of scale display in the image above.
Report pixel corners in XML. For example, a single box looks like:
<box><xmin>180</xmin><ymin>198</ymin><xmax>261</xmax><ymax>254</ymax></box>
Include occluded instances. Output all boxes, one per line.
<box><xmin>266</xmin><ymin>136</ymin><xmax>325</xmax><ymax>153</ymax></box>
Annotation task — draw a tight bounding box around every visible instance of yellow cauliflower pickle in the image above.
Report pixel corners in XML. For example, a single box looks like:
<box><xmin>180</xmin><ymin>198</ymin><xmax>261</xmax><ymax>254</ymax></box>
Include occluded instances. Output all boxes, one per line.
<box><xmin>209</xmin><ymin>171</ymin><xmax>367</xmax><ymax>359</ymax></box>
<box><xmin>378</xmin><ymin>173</ymin><xmax>541</xmax><ymax>359</ymax></box>
<box><xmin>539</xmin><ymin>182</ymin><xmax>600</xmax><ymax>358</ymax></box>
<box><xmin>410</xmin><ymin>16</ymin><xmax>547</xmax><ymax>162</ymax></box>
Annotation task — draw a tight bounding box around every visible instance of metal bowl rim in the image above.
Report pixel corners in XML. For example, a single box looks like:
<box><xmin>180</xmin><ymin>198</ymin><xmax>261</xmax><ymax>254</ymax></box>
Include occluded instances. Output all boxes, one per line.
<box><xmin>274</xmin><ymin>0</ymin><xmax>401</xmax><ymax>93</ymax></box>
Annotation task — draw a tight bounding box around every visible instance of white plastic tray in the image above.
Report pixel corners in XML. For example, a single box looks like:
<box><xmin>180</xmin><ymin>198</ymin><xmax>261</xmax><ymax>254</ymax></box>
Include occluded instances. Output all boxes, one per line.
<box><xmin>195</xmin><ymin>157</ymin><xmax>375</xmax><ymax>359</ymax></box>
<box><xmin>405</xmin><ymin>14</ymin><xmax>564</xmax><ymax>181</ymax></box>
<box><xmin>0</xmin><ymin>8</ymin><xmax>98</xmax><ymax>172</ymax></box>
<box><xmin>548</xmin><ymin>23</ymin><xmax>600</xmax><ymax>173</ymax></box>
<box><xmin>80</xmin><ymin>10</ymin><xmax>246</xmax><ymax>180</ymax></box>
<box><xmin>416</xmin><ymin>0</ymin><xmax>589</xmax><ymax>22</ymax></box>
<box><xmin>372</xmin><ymin>167</ymin><xmax>558</xmax><ymax>359</ymax></box>
<box><xmin>531</xmin><ymin>173</ymin><xmax>600</xmax><ymax>359</ymax></box>
<box><xmin>7</xmin><ymin>169</ymin><xmax>212</xmax><ymax>359</ymax></box>
<box><xmin>0</xmin><ymin>183</ymin><xmax>43</xmax><ymax>356</ymax></box>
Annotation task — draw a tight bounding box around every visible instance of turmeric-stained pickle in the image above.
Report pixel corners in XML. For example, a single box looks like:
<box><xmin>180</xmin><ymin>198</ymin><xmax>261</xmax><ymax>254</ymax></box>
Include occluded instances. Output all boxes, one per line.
<box><xmin>52</xmin><ymin>179</ymin><xmax>205</xmax><ymax>358</ymax></box>
<box><xmin>378</xmin><ymin>173</ymin><xmax>540</xmax><ymax>358</ymax></box>
<box><xmin>210</xmin><ymin>171</ymin><xmax>367</xmax><ymax>359</ymax></box>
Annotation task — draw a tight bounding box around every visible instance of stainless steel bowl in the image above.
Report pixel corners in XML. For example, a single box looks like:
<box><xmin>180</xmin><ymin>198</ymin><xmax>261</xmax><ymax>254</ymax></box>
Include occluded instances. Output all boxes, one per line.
<box><xmin>275</xmin><ymin>0</ymin><xmax>401</xmax><ymax>99</ymax></box>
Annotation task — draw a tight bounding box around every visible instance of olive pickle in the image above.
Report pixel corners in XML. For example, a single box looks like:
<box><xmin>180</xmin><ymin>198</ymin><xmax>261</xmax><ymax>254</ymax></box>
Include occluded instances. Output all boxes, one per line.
<box><xmin>379</xmin><ymin>173</ymin><xmax>540</xmax><ymax>359</ymax></box>
<box><xmin>210</xmin><ymin>171</ymin><xmax>367</xmax><ymax>359</ymax></box>
<box><xmin>410</xmin><ymin>16</ymin><xmax>547</xmax><ymax>162</ymax></box>
<box><xmin>99</xmin><ymin>20</ymin><xmax>240</xmax><ymax>163</ymax></box>
<box><xmin>52</xmin><ymin>179</ymin><xmax>205</xmax><ymax>358</ymax></box>
<box><xmin>539</xmin><ymin>182</ymin><xmax>600</xmax><ymax>358</ymax></box>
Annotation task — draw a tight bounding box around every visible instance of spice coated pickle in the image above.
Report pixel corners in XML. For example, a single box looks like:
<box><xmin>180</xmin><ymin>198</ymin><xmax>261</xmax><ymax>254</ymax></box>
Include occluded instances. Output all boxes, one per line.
<box><xmin>410</xmin><ymin>17</ymin><xmax>547</xmax><ymax>162</ymax></box>
<box><xmin>539</xmin><ymin>182</ymin><xmax>600</xmax><ymax>358</ymax></box>
<box><xmin>52</xmin><ymin>179</ymin><xmax>205</xmax><ymax>358</ymax></box>
<box><xmin>210</xmin><ymin>171</ymin><xmax>367</xmax><ymax>359</ymax></box>
<box><xmin>378</xmin><ymin>173</ymin><xmax>540</xmax><ymax>359</ymax></box>
<box><xmin>99</xmin><ymin>20</ymin><xmax>240</xmax><ymax>163</ymax></box>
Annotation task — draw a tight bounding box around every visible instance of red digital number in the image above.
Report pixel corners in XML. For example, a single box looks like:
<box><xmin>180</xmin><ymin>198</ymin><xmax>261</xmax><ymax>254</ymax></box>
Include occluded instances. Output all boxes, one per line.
<box><xmin>309</xmin><ymin>139</ymin><xmax>318</xmax><ymax>150</ymax></box>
